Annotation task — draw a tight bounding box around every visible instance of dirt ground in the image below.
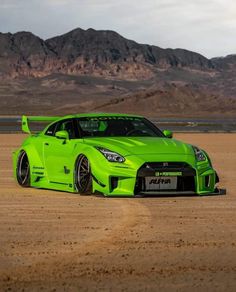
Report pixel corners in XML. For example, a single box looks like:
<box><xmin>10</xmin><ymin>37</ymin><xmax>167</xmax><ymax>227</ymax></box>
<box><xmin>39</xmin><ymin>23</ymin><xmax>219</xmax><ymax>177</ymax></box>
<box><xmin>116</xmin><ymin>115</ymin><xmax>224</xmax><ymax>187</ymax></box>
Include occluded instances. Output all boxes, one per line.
<box><xmin>0</xmin><ymin>133</ymin><xmax>236</xmax><ymax>292</ymax></box>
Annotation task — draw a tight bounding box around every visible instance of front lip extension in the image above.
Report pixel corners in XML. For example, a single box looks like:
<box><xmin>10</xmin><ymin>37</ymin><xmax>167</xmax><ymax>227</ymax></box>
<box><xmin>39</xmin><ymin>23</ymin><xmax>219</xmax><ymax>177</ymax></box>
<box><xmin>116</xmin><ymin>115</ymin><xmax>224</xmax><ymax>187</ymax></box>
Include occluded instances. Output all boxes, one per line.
<box><xmin>136</xmin><ymin>188</ymin><xmax>226</xmax><ymax>197</ymax></box>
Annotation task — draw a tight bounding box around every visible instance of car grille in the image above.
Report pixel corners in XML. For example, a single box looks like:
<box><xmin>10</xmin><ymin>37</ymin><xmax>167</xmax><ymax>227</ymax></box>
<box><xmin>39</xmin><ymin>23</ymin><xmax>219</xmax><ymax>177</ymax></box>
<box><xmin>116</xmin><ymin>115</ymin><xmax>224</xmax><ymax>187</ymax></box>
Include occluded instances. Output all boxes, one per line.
<box><xmin>134</xmin><ymin>162</ymin><xmax>196</xmax><ymax>194</ymax></box>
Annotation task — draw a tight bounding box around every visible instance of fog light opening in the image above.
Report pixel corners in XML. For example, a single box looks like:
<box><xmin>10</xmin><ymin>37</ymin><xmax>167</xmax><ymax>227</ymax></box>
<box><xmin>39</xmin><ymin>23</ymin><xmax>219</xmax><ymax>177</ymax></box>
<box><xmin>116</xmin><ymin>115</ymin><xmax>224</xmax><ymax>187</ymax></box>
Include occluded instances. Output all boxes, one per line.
<box><xmin>110</xmin><ymin>177</ymin><xmax>119</xmax><ymax>192</ymax></box>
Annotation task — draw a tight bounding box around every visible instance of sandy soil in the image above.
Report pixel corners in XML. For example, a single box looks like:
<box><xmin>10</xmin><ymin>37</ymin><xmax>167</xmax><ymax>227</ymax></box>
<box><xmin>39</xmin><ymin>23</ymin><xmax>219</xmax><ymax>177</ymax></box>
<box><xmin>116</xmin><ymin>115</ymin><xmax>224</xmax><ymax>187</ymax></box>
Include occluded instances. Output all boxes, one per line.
<box><xmin>0</xmin><ymin>133</ymin><xmax>236</xmax><ymax>292</ymax></box>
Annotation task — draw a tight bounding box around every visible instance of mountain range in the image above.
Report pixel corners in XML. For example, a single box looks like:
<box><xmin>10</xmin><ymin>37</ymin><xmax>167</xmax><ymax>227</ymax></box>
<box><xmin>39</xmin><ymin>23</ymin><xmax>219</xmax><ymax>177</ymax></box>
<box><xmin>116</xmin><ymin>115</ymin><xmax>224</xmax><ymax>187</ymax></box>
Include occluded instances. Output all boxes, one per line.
<box><xmin>0</xmin><ymin>28</ymin><xmax>236</xmax><ymax>117</ymax></box>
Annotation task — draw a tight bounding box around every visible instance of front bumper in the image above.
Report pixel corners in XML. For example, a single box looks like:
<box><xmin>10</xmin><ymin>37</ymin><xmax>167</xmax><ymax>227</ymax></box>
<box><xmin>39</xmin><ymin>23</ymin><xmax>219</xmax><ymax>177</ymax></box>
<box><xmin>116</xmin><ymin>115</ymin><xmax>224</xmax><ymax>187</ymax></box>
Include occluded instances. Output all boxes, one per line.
<box><xmin>91</xmin><ymin>155</ymin><xmax>219</xmax><ymax>197</ymax></box>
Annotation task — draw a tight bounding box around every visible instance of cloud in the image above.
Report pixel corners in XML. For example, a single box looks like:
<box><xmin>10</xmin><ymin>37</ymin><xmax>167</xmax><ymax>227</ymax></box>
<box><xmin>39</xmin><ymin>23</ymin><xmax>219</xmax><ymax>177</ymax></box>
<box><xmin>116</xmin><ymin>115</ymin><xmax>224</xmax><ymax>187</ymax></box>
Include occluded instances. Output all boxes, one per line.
<box><xmin>0</xmin><ymin>0</ymin><xmax>235</xmax><ymax>58</ymax></box>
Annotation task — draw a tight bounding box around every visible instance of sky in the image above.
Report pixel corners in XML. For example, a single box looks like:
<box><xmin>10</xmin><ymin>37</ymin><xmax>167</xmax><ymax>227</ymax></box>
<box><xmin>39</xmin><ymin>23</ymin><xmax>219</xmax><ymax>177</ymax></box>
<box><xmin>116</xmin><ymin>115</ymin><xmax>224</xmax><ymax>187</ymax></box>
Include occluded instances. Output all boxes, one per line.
<box><xmin>0</xmin><ymin>0</ymin><xmax>236</xmax><ymax>58</ymax></box>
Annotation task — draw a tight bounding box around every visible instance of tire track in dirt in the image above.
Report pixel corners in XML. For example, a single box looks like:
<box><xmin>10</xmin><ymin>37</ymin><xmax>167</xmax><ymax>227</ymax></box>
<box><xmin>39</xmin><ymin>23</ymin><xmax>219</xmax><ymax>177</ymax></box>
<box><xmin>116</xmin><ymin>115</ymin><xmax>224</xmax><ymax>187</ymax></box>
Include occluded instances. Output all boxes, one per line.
<box><xmin>0</xmin><ymin>197</ymin><xmax>151</xmax><ymax>291</ymax></box>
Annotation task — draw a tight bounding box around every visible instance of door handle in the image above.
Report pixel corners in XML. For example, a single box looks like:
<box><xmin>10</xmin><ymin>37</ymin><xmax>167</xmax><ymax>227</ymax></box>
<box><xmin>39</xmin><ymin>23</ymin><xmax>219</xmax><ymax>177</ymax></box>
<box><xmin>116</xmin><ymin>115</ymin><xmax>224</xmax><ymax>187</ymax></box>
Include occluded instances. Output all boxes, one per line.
<box><xmin>45</xmin><ymin>143</ymin><xmax>49</xmax><ymax>146</ymax></box>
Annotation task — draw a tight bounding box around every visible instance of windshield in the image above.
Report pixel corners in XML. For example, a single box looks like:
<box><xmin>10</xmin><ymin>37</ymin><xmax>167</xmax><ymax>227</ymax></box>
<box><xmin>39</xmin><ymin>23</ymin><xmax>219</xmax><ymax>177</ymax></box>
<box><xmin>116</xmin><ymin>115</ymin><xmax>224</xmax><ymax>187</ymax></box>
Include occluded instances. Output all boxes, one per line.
<box><xmin>76</xmin><ymin>117</ymin><xmax>164</xmax><ymax>138</ymax></box>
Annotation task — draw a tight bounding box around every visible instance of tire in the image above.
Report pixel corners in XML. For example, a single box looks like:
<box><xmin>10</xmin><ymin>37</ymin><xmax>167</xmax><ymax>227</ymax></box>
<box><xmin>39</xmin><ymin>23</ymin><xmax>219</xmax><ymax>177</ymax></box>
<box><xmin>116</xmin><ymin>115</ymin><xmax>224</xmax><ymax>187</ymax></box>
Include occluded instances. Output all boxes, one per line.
<box><xmin>75</xmin><ymin>154</ymin><xmax>92</xmax><ymax>195</ymax></box>
<box><xmin>16</xmin><ymin>151</ymin><xmax>30</xmax><ymax>187</ymax></box>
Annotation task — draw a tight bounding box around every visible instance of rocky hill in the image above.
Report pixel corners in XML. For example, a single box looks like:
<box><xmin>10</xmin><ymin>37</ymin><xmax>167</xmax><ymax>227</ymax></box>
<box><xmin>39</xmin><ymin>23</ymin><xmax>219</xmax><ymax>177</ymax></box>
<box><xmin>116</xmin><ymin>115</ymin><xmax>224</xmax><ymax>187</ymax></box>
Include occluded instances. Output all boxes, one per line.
<box><xmin>0</xmin><ymin>28</ymin><xmax>215</xmax><ymax>79</ymax></box>
<box><xmin>0</xmin><ymin>28</ymin><xmax>235</xmax><ymax>117</ymax></box>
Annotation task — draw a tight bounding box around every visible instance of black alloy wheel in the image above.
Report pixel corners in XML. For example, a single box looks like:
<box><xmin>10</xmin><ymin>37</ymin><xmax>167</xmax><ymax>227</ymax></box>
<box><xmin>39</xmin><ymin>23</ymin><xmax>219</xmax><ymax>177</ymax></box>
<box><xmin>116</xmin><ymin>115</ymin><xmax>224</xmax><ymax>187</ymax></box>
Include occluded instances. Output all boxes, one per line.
<box><xmin>16</xmin><ymin>151</ymin><xmax>30</xmax><ymax>187</ymax></box>
<box><xmin>75</xmin><ymin>154</ymin><xmax>92</xmax><ymax>195</ymax></box>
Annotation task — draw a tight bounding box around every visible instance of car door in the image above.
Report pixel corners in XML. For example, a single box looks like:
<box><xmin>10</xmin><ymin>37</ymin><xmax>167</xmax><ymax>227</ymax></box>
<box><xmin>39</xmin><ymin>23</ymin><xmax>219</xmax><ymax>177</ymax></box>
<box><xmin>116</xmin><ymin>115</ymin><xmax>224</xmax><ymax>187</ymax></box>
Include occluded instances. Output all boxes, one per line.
<box><xmin>43</xmin><ymin>119</ymin><xmax>78</xmax><ymax>186</ymax></box>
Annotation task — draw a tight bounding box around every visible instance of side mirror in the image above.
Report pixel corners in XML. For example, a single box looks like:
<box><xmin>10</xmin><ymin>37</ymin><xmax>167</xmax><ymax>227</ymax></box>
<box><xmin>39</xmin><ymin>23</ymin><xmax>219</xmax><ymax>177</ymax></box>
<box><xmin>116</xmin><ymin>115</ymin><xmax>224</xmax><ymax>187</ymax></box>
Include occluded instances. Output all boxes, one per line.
<box><xmin>163</xmin><ymin>130</ymin><xmax>173</xmax><ymax>138</ymax></box>
<box><xmin>55</xmin><ymin>130</ymin><xmax>69</xmax><ymax>140</ymax></box>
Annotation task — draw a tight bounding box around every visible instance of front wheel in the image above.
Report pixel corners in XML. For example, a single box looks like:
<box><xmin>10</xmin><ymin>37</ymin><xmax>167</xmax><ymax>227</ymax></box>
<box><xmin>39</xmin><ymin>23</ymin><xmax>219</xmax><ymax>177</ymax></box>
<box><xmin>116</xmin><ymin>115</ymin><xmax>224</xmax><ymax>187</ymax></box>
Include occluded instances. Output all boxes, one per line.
<box><xmin>16</xmin><ymin>151</ymin><xmax>30</xmax><ymax>187</ymax></box>
<box><xmin>75</xmin><ymin>155</ymin><xmax>92</xmax><ymax>195</ymax></box>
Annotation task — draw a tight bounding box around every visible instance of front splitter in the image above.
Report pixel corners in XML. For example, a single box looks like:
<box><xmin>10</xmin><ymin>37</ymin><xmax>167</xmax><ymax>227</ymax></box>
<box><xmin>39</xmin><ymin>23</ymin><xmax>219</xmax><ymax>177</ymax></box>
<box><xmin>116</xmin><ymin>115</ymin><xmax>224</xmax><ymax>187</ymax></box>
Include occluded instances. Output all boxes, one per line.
<box><xmin>135</xmin><ymin>188</ymin><xmax>226</xmax><ymax>197</ymax></box>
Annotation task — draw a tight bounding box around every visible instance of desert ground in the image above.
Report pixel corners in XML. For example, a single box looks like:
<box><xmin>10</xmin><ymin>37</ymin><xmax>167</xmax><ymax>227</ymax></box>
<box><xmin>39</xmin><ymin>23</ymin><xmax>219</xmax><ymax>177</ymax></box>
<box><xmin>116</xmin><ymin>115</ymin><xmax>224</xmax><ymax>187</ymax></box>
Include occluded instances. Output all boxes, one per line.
<box><xmin>0</xmin><ymin>133</ymin><xmax>236</xmax><ymax>291</ymax></box>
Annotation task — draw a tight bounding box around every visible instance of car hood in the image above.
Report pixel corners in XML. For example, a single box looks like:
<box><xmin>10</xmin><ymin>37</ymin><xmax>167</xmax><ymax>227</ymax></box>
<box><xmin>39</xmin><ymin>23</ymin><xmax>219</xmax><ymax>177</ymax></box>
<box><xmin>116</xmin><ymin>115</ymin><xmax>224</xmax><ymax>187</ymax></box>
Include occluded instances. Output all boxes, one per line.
<box><xmin>83</xmin><ymin>137</ymin><xmax>193</xmax><ymax>156</ymax></box>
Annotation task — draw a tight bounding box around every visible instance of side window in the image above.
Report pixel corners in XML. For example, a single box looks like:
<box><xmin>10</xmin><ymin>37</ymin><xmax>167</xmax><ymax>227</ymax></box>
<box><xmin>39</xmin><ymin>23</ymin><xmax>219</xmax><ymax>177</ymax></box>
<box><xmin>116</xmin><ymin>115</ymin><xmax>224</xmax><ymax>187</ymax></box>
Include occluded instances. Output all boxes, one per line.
<box><xmin>57</xmin><ymin>119</ymin><xmax>76</xmax><ymax>139</ymax></box>
<box><xmin>45</xmin><ymin>122</ymin><xmax>57</xmax><ymax>136</ymax></box>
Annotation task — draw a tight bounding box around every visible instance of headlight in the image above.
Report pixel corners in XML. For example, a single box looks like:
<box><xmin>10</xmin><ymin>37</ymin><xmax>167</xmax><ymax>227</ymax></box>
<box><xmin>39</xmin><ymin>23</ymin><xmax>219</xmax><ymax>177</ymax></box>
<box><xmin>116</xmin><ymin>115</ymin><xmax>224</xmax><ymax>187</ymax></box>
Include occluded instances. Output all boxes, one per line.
<box><xmin>192</xmin><ymin>146</ymin><xmax>206</xmax><ymax>162</ymax></box>
<box><xmin>96</xmin><ymin>147</ymin><xmax>125</xmax><ymax>163</ymax></box>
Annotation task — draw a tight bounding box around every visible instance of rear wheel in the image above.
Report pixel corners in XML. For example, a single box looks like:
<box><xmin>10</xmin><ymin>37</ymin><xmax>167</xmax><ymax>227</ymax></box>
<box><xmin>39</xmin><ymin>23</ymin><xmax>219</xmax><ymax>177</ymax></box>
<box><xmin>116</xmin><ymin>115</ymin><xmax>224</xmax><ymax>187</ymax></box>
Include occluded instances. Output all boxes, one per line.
<box><xmin>16</xmin><ymin>151</ymin><xmax>30</xmax><ymax>187</ymax></box>
<box><xmin>75</xmin><ymin>155</ymin><xmax>92</xmax><ymax>195</ymax></box>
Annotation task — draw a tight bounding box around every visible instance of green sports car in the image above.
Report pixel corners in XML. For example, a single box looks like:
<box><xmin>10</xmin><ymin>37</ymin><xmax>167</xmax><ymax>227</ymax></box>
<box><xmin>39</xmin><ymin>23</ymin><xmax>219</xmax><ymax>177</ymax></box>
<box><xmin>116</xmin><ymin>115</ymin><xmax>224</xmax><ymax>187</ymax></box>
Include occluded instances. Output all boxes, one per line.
<box><xmin>13</xmin><ymin>113</ymin><xmax>220</xmax><ymax>196</ymax></box>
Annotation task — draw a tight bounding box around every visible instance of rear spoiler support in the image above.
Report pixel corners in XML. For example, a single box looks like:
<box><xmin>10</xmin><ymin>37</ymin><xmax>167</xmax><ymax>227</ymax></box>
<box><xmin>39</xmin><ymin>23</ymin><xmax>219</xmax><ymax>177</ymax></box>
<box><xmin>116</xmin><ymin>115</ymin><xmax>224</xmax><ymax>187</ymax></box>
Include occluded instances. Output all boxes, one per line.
<box><xmin>22</xmin><ymin>115</ymin><xmax>60</xmax><ymax>134</ymax></box>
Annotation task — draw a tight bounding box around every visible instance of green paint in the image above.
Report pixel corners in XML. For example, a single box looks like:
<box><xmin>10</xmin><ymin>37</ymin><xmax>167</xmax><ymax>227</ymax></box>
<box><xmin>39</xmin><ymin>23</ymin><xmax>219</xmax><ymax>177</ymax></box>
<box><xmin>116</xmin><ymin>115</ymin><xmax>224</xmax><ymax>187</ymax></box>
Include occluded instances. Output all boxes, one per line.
<box><xmin>13</xmin><ymin>113</ymin><xmax>218</xmax><ymax>196</ymax></box>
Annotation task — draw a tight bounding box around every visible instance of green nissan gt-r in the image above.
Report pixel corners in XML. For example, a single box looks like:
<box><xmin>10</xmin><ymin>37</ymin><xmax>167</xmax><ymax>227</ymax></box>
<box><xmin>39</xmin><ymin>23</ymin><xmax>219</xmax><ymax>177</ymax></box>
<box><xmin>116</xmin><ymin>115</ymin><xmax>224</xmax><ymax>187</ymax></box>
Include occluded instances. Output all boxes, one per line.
<box><xmin>13</xmin><ymin>113</ymin><xmax>220</xmax><ymax>196</ymax></box>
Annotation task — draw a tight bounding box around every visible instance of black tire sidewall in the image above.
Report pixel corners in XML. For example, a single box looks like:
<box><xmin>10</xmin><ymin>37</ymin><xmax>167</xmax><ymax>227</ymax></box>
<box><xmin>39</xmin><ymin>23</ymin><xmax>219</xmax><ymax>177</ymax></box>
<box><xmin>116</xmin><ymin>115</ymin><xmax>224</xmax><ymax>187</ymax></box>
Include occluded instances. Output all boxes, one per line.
<box><xmin>75</xmin><ymin>155</ymin><xmax>92</xmax><ymax>195</ymax></box>
<box><xmin>16</xmin><ymin>151</ymin><xmax>30</xmax><ymax>187</ymax></box>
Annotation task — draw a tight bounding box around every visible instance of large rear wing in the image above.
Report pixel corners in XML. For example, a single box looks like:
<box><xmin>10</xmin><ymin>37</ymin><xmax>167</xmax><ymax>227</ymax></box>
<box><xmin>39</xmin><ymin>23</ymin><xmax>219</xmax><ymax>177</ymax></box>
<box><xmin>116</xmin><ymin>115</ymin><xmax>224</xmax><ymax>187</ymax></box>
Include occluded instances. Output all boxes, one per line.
<box><xmin>22</xmin><ymin>115</ymin><xmax>60</xmax><ymax>134</ymax></box>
